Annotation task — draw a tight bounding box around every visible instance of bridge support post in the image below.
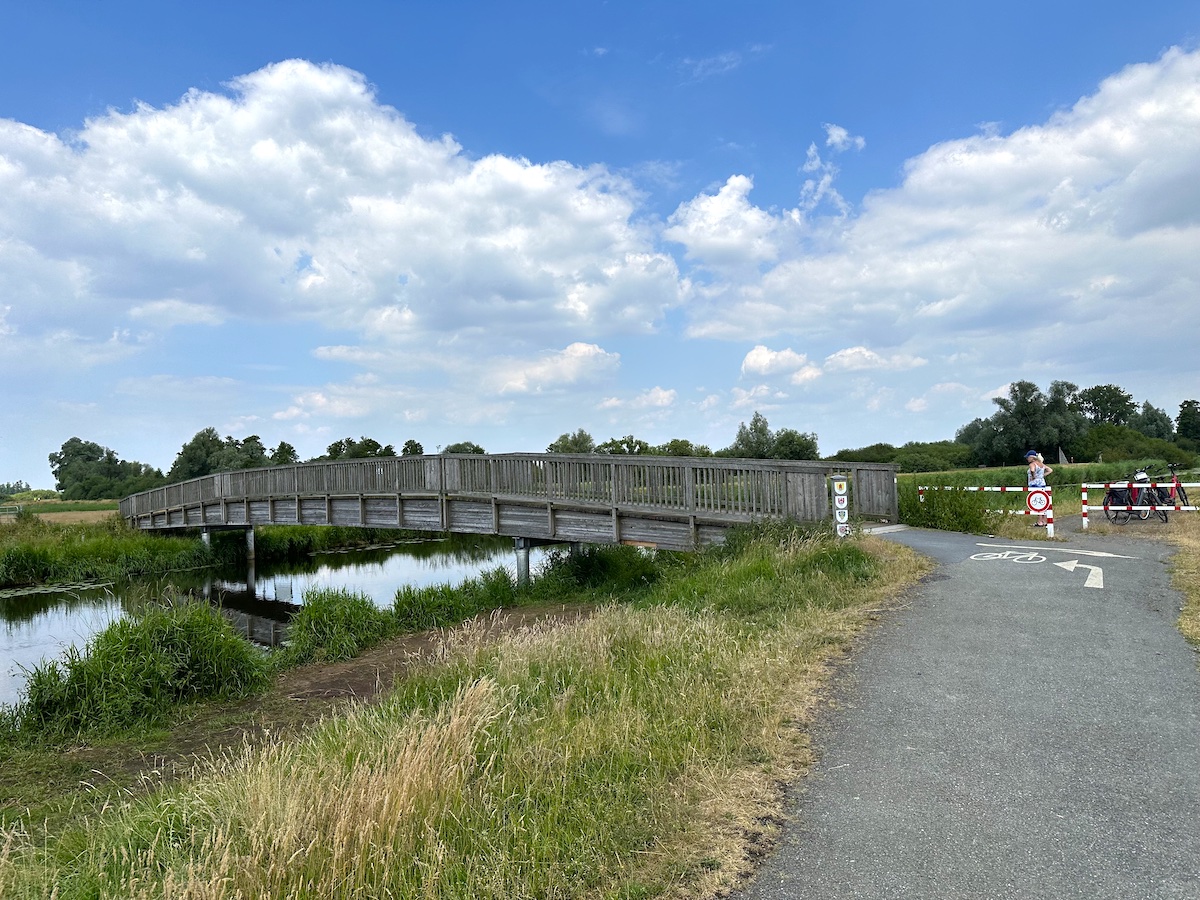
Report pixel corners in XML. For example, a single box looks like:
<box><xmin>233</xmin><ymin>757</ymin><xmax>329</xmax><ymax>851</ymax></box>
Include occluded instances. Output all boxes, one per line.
<box><xmin>514</xmin><ymin>537</ymin><xmax>532</xmax><ymax>587</ymax></box>
<box><xmin>245</xmin><ymin>528</ymin><xmax>257</xmax><ymax>593</ymax></box>
<box><xmin>200</xmin><ymin>529</ymin><xmax>211</xmax><ymax>548</ymax></box>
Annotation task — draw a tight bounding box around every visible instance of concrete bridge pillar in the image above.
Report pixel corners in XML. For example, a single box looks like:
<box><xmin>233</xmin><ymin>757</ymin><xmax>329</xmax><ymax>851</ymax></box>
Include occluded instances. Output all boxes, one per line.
<box><xmin>514</xmin><ymin>537</ymin><xmax>532</xmax><ymax>587</ymax></box>
<box><xmin>245</xmin><ymin>527</ymin><xmax>257</xmax><ymax>593</ymax></box>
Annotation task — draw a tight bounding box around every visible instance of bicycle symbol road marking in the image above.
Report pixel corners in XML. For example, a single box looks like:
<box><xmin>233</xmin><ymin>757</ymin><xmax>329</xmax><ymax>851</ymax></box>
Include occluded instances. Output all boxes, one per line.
<box><xmin>969</xmin><ymin>550</ymin><xmax>1047</xmax><ymax>563</ymax></box>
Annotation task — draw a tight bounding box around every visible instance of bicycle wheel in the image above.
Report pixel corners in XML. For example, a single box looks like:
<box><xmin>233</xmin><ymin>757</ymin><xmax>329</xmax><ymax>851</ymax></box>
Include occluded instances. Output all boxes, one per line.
<box><xmin>1153</xmin><ymin>488</ymin><xmax>1169</xmax><ymax>522</ymax></box>
<box><xmin>1104</xmin><ymin>489</ymin><xmax>1131</xmax><ymax>524</ymax></box>
<box><xmin>1179</xmin><ymin>484</ymin><xmax>1190</xmax><ymax>507</ymax></box>
<box><xmin>1135</xmin><ymin>488</ymin><xmax>1151</xmax><ymax>520</ymax></box>
<box><xmin>1103</xmin><ymin>490</ymin><xmax>1121</xmax><ymax>523</ymax></box>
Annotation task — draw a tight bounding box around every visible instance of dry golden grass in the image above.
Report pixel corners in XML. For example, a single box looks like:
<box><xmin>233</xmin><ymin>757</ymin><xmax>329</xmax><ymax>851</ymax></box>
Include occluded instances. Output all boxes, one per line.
<box><xmin>1167</xmin><ymin>513</ymin><xmax>1200</xmax><ymax>646</ymax></box>
<box><xmin>27</xmin><ymin>509</ymin><xmax>116</xmax><ymax>524</ymax></box>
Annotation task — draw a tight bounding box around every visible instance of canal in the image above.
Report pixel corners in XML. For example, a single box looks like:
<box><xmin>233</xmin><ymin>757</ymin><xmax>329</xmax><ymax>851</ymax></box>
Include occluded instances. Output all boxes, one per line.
<box><xmin>0</xmin><ymin>535</ymin><xmax>548</xmax><ymax>707</ymax></box>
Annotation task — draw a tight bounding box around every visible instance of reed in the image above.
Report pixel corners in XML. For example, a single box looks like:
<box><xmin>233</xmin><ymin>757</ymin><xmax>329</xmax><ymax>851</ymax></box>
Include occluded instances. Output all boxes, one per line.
<box><xmin>393</xmin><ymin>566</ymin><xmax>518</xmax><ymax>631</ymax></box>
<box><xmin>0</xmin><ymin>525</ymin><xmax>931</xmax><ymax>899</ymax></box>
<box><xmin>279</xmin><ymin>586</ymin><xmax>399</xmax><ymax>666</ymax></box>
<box><xmin>0</xmin><ymin>517</ymin><xmax>212</xmax><ymax>588</ymax></box>
<box><xmin>3</xmin><ymin>601</ymin><xmax>268</xmax><ymax>741</ymax></box>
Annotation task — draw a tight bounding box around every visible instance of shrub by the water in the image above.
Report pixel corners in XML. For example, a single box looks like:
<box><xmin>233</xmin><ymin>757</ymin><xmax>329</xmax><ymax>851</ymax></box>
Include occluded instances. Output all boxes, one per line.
<box><xmin>536</xmin><ymin>542</ymin><xmax>663</xmax><ymax>593</ymax></box>
<box><xmin>7</xmin><ymin>602</ymin><xmax>268</xmax><ymax>740</ymax></box>
<box><xmin>282</xmin><ymin>587</ymin><xmax>398</xmax><ymax>665</ymax></box>
<box><xmin>391</xmin><ymin>544</ymin><xmax>665</xmax><ymax>632</ymax></box>
<box><xmin>392</xmin><ymin>566</ymin><xmax>518</xmax><ymax>631</ymax></box>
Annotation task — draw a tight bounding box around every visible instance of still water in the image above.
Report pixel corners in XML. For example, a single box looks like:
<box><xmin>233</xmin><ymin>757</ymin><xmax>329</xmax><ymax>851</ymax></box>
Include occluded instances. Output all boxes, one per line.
<box><xmin>0</xmin><ymin>536</ymin><xmax>547</xmax><ymax>708</ymax></box>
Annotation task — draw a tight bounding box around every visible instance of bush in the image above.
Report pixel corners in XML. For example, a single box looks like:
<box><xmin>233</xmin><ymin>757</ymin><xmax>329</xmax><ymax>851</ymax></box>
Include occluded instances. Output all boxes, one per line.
<box><xmin>898</xmin><ymin>482</ymin><xmax>1002</xmax><ymax>533</ymax></box>
<box><xmin>536</xmin><ymin>543</ymin><xmax>663</xmax><ymax>593</ymax></box>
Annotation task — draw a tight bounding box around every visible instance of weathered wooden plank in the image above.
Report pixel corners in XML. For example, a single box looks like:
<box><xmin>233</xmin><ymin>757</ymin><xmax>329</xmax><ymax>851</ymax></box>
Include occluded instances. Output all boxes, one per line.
<box><xmin>400</xmin><ymin>499</ymin><xmax>441</xmax><ymax>531</ymax></box>
<box><xmin>364</xmin><ymin>497</ymin><xmax>398</xmax><ymax>527</ymax></box>
<box><xmin>446</xmin><ymin>499</ymin><xmax>495</xmax><ymax>533</ymax></box>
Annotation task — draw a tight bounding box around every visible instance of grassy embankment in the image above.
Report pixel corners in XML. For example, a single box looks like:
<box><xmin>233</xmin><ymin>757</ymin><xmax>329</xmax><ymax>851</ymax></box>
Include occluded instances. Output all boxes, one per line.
<box><xmin>0</xmin><ymin>524</ymin><xmax>930</xmax><ymax>899</ymax></box>
<box><xmin>1170</xmin><ymin>512</ymin><xmax>1200</xmax><ymax>647</ymax></box>
<box><xmin>0</xmin><ymin>514</ymin><xmax>213</xmax><ymax>587</ymax></box>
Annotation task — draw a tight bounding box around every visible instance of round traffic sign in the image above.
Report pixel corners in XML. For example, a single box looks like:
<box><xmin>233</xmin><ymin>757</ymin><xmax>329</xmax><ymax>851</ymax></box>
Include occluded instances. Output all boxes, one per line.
<box><xmin>1027</xmin><ymin>489</ymin><xmax>1051</xmax><ymax>514</ymax></box>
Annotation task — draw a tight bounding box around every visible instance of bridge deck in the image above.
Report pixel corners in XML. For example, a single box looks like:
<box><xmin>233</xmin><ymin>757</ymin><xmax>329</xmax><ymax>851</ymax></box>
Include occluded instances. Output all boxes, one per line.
<box><xmin>121</xmin><ymin>454</ymin><xmax>898</xmax><ymax>552</ymax></box>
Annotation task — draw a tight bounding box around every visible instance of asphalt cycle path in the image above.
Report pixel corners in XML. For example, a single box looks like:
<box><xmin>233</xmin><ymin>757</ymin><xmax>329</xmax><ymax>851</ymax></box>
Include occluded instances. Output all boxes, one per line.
<box><xmin>736</xmin><ymin>526</ymin><xmax>1200</xmax><ymax>900</ymax></box>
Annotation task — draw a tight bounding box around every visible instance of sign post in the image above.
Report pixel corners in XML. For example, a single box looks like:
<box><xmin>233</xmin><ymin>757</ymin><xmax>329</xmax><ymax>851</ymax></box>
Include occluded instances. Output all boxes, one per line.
<box><xmin>831</xmin><ymin>474</ymin><xmax>851</xmax><ymax>538</ymax></box>
<box><xmin>1026</xmin><ymin>488</ymin><xmax>1054</xmax><ymax>537</ymax></box>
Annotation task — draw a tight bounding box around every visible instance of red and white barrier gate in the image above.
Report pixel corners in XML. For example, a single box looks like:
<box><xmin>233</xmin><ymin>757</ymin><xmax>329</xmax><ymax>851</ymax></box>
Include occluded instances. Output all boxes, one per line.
<box><xmin>918</xmin><ymin>486</ymin><xmax>1054</xmax><ymax>537</ymax></box>
<box><xmin>1080</xmin><ymin>481</ymin><xmax>1200</xmax><ymax>529</ymax></box>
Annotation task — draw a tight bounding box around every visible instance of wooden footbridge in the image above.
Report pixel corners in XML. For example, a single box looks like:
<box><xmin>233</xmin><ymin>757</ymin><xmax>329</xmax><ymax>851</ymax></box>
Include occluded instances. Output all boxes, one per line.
<box><xmin>120</xmin><ymin>454</ymin><xmax>898</xmax><ymax>579</ymax></box>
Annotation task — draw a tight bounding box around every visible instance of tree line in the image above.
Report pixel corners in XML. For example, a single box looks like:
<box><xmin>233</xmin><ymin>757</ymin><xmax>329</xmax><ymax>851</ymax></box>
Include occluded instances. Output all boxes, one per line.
<box><xmin>34</xmin><ymin>382</ymin><xmax>1200</xmax><ymax>499</ymax></box>
<box><xmin>831</xmin><ymin>382</ymin><xmax>1198</xmax><ymax>471</ymax></box>
<box><xmin>543</xmin><ymin>412</ymin><xmax>819</xmax><ymax>461</ymax></box>
<box><xmin>42</xmin><ymin>413</ymin><xmax>820</xmax><ymax>500</ymax></box>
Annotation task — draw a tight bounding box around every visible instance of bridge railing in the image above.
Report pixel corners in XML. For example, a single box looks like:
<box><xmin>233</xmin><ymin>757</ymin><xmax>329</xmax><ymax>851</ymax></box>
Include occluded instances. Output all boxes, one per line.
<box><xmin>120</xmin><ymin>454</ymin><xmax>898</xmax><ymax>527</ymax></box>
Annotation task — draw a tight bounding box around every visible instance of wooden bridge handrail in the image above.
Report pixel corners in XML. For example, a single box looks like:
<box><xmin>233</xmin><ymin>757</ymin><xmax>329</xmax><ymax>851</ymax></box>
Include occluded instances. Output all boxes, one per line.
<box><xmin>119</xmin><ymin>454</ymin><xmax>899</xmax><ymax>529</ymax></box>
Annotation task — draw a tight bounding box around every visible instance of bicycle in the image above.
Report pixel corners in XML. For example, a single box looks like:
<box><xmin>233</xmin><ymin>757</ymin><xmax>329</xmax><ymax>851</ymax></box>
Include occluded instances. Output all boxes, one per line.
<box><xmin>1102</xmin><ymin>468</ymin><xmax>1154</xmax><ymax>525</ymax></box>
<box><xmin>1160</xmin><ymin>462</ymin><xmax>1190</xmax><ymax>509</ymax></box>
<box><xmin>1144</xmin><ymin>463</ymin><xmax>1191</xmax><ymax>523</ymax></box>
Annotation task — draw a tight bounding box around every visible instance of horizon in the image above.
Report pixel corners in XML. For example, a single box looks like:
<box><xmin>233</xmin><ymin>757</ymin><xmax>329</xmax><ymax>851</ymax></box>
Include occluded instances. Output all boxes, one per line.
<box><xmin>3</xmin><ymin>2</ymin><xmax>1199</xmax><ymax>488</ymax></box>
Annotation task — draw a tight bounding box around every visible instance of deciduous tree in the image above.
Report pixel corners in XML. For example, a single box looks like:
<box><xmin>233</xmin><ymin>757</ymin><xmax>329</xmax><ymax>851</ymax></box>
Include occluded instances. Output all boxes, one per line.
<box><xmin>321</xmin><ymin>437</ymin><xmax>395</xmax><ymax>459</ymax></box>
<box><xmin>596</xmin><ymin>435</ymin><xmax>652</xmax><ymax>455</ymax></box>
<box><xmin>49</xmin><ymin>437</ymin><xmax>164</xmax><ymax>499</ymax></box>
<box><xmin>547</xmin><ymin>429</ymin><xmax>595</xmax><ymax>453</ymax></box>
<box><xmin>1076</xmin><ymin>384</ymin><xmax>1136</xmax><ymax>426</ymax></box>
<box><xmin>1177</xmin><ymin>400</ymin><xmax>1200</xmax><ymax>443</ymax></box>
<box><xmin>771</xmin><ymin>428</ymin><xmax>819</xmax><ymax>460</ymax></box>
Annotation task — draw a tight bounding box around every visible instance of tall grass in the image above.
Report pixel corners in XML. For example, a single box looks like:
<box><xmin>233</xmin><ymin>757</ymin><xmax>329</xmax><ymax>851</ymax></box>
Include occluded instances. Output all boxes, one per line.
<box><xmin>2</xmin><ymin>601</ymin><xmax>269</xmax><ymax>741</ymax></box>
<box><xmin>0</xmin><ymin>516</ymin><xmax>212</xmax><ymax>588</ymax></box>
<box><xmin>279</xmin><ymin>587</ymin><xmax>399</xmax><ymax>666</ymax></box>
<box><xmin>393</xmin><ymin>566</ymin><xmax>519</xmax><ymax>631</ymax></box>
<box><xmin>0</xmin><ymin>526</ymin><xmax>930</xmax><ymax>900</ymax></box>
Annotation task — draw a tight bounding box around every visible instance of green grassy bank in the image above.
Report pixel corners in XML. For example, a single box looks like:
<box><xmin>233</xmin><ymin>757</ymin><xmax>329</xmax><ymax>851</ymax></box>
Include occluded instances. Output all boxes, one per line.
<box><xmin>0</xmin><ymin>524</ymin><xmax>930</xmax><ymax>900</ymax></box>
<box><xmin>0</xmin><ymin>516</ymin><xmax>214</xmax><ymax>587</ymax></box>
<box><xmin>0</xmin><ymin>518</ymin><xmax>441</xmax><ymax>589</ymax></box>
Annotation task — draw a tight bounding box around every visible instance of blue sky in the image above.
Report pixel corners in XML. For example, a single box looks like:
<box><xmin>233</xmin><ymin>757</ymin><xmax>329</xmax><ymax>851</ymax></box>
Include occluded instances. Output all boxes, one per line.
<box><xmin>2</xmin><ymin>1</ymin><xmax>1199</xmax><ymax>486</ymax></box>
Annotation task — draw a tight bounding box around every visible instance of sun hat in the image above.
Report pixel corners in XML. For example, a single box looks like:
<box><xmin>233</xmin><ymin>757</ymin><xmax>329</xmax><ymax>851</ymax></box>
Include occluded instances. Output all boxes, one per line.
<box><xmin>1024</xmin><ymin>450</ymin><xmax>1038</xmax><ymax>458</ymax></box>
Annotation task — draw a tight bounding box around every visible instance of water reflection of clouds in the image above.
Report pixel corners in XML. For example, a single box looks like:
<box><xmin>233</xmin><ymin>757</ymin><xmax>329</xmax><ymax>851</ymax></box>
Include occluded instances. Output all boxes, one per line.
<box><xmin>255</xmin><ymin>546</ymin><xmax>549</xmax><ymax>607</ymax></box>
<box><xmin>1</xmin><ymin>596</ymin><xmax>124</xmax><ymax>707</ymax></box>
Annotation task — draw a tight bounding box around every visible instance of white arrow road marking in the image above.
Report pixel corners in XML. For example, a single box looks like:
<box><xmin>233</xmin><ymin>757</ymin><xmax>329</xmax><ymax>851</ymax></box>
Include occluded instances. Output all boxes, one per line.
<box><xmin>1055</xmin><ymin>559</ymin><xmax>1104</xmax><ymax>589</ymax></box>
